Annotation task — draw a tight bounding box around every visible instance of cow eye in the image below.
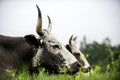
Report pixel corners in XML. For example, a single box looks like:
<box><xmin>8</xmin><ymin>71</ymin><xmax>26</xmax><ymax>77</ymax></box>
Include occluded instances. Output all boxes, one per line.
<box><xmin>74</xmin><ymin>53</ymin><xmax>80</xmax><ymax>56</ymax></box>
<box><xmin>52</xmin><ymin>44</ymin><xmax>60</xmax><ymax>49</ymax></box>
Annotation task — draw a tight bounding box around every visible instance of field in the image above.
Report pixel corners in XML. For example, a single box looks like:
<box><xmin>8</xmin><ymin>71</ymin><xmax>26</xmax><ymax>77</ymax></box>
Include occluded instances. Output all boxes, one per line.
<box><xmin>10</xmin><ymin>67</ymin><xmax>119</xmax><ymax>80</ymax></box>
<box><xmin>9</xmin><ymin>38</ymin><xmax>120</xmax><ymax>80</ymax></box>
<box><xmin>2</xmin><ymin>38</ymin><xmax>120</xmax><ymax>80</ymax></box>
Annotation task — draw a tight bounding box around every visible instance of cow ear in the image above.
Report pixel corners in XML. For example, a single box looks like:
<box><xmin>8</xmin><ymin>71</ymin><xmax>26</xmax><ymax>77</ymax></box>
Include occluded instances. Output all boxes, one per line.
<box><xmin>65</xmin><ymin>44</ymin><xmax>72</xmax><ymax>53</ymax></box>
<box><xmin>24</xmin><ymin>34</ymin><xmax>39</xmax><ymax>48</ymax></box>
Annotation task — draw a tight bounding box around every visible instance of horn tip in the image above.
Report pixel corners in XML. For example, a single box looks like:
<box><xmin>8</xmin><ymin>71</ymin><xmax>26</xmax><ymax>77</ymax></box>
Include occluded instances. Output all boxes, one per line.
<box><xmin>36</xmin><ymin>5</ymin><xmax>39</xmax><ymax>10</ymax></box>
<box><xmin>36</xmin><ymin>5</ymin><xmax>42</xmax><ymax>18</ymax></box>
<box><xmin>47</xmin><ymin>15</ymin><xmax>51</xmax><ymax>24</ymax></box>
<box><xmin>36</xmin><ymin>4</ymin><xmax>38</xmax><ymax>7</ymax></box>
<box><xmin>69</xmin><ymin>34</ymin><xmax>74</xmax><ymax>45</ymax></box>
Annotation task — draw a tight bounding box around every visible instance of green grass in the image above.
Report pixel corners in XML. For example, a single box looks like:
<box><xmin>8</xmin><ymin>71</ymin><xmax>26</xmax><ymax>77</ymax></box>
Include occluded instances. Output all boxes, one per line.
<box><xmin>10</xmin><ymin>68</ymin><xmax>119</xmax><ymax>80</ymax></box>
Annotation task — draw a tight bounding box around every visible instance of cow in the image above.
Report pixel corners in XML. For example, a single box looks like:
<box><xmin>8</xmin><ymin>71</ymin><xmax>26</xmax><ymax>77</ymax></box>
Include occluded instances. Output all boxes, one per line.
<box><xmin>65</xmin><ymin>35</ymin><xmax>91</xmax><ymax>73</ymax></box>
<box><xmin>0</xmin><ymin>5</ymin><xmax>81</xmax><ymax>79</ymax></box>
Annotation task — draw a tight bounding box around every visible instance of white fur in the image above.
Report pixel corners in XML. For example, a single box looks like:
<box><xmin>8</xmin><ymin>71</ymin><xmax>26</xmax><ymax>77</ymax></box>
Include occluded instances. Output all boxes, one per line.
<box><xmin>61</xmin><ymin>46</ymin><xmax>78</xmax><ymax>68</ymax></box>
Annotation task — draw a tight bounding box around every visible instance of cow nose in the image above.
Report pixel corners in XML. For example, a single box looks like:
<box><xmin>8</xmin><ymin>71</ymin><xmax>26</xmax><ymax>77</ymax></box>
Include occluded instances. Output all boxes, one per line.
<box><xmin>82</xmin><ymin>66</ymin><xmax>91</xmax><ymax>73</ymax></box>
<box><xmin>74</xmin><ymin>61</ymin><xmax>81</xmax><ymax>68</ymax></box>
<box><xmin>76</xmin><ymin>61</ymin><xmax>81</xmax><ymax>67</ymax></box>
<box><xmin>68</xmin><ymin>61</ymin><xmax>81</xmax><ymax>74</ymax></box>
<box><xmin>88</xmin><ymin>66</ymin><xmax>91</xmax><ymax>71</ymax></box>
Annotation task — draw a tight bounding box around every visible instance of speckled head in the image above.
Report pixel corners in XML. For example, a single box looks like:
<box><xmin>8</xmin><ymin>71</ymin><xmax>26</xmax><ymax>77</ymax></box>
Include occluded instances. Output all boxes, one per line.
<box><xmin>65</xmin><ymin>35</ymin><xmax>91</xmax><ymax>73</ymax></box>
<box><xmin>24</xmin><ymin>5</ymin><xmax>81</xmax><ymax>74</ymax></box>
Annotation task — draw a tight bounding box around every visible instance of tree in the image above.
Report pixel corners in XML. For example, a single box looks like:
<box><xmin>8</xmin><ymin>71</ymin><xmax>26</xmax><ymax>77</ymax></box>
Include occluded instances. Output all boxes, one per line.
<box><xmin>80</xmin><ymin>37</ymin><xmax>120</xmax><ymax>72</ymax></box>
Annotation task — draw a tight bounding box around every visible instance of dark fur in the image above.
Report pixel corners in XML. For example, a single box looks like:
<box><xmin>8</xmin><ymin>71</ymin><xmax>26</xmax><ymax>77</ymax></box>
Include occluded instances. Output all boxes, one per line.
<box><xmin>0</xmin><ymin>35</ymin><xmax>36</xmax><ymax>79</ymax></box>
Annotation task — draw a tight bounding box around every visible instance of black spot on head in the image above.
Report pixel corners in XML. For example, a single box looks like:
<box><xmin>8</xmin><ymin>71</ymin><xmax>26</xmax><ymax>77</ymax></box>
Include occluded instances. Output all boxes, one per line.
<box><xmin>40</xmin><ymin>48</ymin><xmax>66</xmax><ymax>74</ymax></box>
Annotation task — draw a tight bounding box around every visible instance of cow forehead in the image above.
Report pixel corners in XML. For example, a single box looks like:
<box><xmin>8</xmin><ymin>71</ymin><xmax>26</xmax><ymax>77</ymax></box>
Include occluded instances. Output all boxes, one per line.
<box><xmin>42</xmin><ymin>30</ymin><xmax>61</xmax><ymax>44</ymax></box>
<box><xmin>70</xmin><ymin>41</ymin><xmax>79</xmax><ymax>52</ymax></box>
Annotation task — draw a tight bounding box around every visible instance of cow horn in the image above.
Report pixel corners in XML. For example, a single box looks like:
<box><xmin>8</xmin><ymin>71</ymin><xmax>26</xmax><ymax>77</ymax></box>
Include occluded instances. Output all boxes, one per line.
<box><xmin>47</xmin><ymin>15</ymin><xmax>52</xmax><ymax>32</ymax></box>
<box><xmin>73</xmin><ymin>36</ymin><xmax>77</xmax><ymax>41</ymax></box>
<box><xmin>36</xmin><ymin>5</ymin><xmax>43</xmax><ymax>36</ymax></box>
<box><xmin>69</xmin><ymin>35</ymin><xmax>73</xmax><ymax>45</ymax></box>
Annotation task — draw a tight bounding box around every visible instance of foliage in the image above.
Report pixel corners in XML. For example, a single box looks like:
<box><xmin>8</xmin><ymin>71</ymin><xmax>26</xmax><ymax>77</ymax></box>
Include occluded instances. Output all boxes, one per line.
<box><xmin>80</xmin><ymin>37</ymin><xmax>120</xmax><ymax>79</ymax></box>
<box><xmin>10</xmin><ymin>67</ymin><xmax>119</xmax><ymax>80</ymax></box>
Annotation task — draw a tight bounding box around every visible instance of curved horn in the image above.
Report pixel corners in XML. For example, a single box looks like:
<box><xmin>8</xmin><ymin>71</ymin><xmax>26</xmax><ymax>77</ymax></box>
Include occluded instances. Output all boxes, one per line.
<box><xmin>69</xmin><ymin>35</ymin><xmax>73</xmax><ymax>45</ymax></box>
<box><xmin>73</xmin><ymin>36</ymin><xmax>77</xmax><ymax>41</ymax></box>
<box><xmin>36</xmin><ymin>5</ymin><xmax>43</xmax><ymax>36</ymax></box>
<box><xmin>47</xmin><ymin>15</ymin><xmax>52</xmax><ymax>32</ymax></box>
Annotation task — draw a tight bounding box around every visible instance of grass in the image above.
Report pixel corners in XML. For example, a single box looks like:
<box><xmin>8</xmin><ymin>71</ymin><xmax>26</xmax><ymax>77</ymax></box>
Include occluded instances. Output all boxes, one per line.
<box><xmin>10</xmin><ymin>68</ymin><xmax>119</xmax><ymax>80</ymax></box>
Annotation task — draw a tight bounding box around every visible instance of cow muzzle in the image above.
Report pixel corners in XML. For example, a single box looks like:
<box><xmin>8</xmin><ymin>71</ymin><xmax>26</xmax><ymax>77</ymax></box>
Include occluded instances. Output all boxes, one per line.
<box><xmin>68</xmin><ymin>61</ymin><xmax>81</xmax><ymax>74</ymax></box>
<box><xmin>81</xmin><ymin>66</ymin><xmax>91</xmax><ymax>73</ymax></box>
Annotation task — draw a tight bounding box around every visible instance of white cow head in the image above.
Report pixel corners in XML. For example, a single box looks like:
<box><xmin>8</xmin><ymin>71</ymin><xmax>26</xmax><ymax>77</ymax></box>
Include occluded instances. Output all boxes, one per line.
<box><xmin>65</xmin><ymin>35</ymin><xmax>91</xmax><ymax>73</ymax></box>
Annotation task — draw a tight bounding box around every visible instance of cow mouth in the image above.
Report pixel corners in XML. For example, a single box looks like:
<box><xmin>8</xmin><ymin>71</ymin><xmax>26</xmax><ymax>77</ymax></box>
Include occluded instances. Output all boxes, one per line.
<box><xmin>81</xmin><ymin>67</ymin><xmax>91</xmax><ymax>73</ymax></box>
<box><xmin>67</xmin><ymin>61</ymin><xmax>81</xmax><ymax>75</ymax></box>
<box><xmin>58</xmin><ymin>62</ymin><xmax>80</xmax><ymax>74</ymax></box>
<box><xmin>58</xmin><ymin>64</ymin><xmax>80</xmax><ymax>75</ymax></box>
<box><xmin>67</xmin><ymin>67</ymin><xmax>79</xmax><ymax>75</ymax></box>
<box><xmin>58</xmin><ymin>66</ymin><xmax>68</xmax><ymax>74</ymax></box>
<box><xmin>40</xmin><ymin>63</ymin><xmax>80</xmax><ymax>75</ymax></box>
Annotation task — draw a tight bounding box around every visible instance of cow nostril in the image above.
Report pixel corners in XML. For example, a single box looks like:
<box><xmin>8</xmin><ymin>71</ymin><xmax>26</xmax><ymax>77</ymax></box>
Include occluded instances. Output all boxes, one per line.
<box><xmin>82</xmin><ymin>67</ymin><xmax>91</xmax><ymax>73</ymax></box>
<box><xmin>68</xmin><ymin>61</ymin><xmax>81</xmax><ymax>74</ymax></box>
<box><xmin>88</xmin><ymin>67</ymin><xmax>91</xmax><ymax>71</ymax></box>
<box><xmin>76</xmin><ymin>62</ymin><xmax>81</xmax><ymax>67</ymax></box>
